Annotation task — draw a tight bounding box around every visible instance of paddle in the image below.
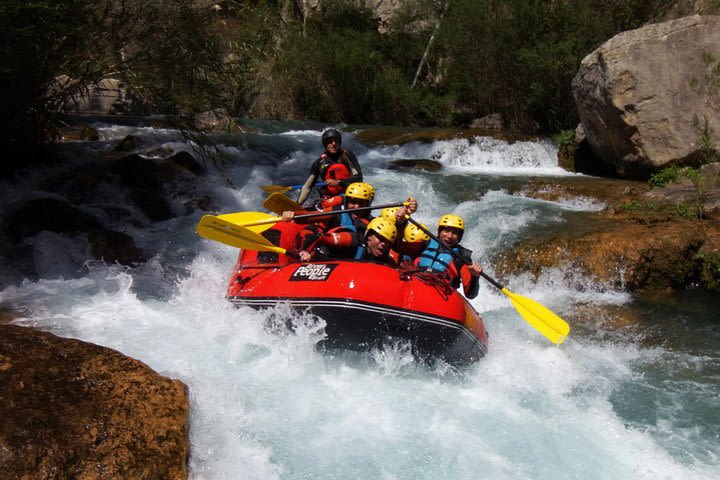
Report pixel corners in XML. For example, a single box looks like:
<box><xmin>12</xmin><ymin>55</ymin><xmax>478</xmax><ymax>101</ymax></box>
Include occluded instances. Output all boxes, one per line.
<box><xmin>404</xmin><ymin>216</ymin><xmax>570</xmax><ymax>345</ymax></box>
<box><xmin>196</xmin><ymin>215</ymin><xmax>289</xmax><ymax>254</ymax></box>
<box><xmin>263</xmin><ymin>192</ymin><xmax>304</xmax><ymax>214</ymax></box>
<box><xmin>216</xmin><ymin>201</ymin><xmax>409</xmax><ymax>233</ymax></box>
<box><xmin>261</xmin><ymin>182</ymin><xmax>327</xmax><ymax>195</ymax></box>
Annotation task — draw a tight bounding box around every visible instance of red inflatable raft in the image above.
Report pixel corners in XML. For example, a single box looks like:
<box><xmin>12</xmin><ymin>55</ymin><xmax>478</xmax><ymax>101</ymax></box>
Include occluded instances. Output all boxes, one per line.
<box><xmin>225</xmin><ymin>223</ymin><xmax>489</xmax><ymax>365</ymax></box>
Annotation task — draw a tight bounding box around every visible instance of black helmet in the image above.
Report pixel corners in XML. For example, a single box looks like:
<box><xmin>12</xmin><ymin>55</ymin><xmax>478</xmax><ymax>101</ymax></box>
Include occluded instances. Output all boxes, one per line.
<box><xmin>321</xmin><ymin>128</ymin><xmax>342</xmax><ymax>146</ymax></box>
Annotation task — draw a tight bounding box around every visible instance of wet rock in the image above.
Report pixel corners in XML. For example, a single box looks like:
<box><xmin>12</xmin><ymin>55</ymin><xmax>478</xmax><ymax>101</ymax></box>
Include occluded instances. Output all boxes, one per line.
<box><xmin>493</xmin><ymin>214</ymin><xmax>719</xmax><ymax>293</ymax></box>
<box><xmin>143</xmin><ymin>146</ymin><xmax>176</xmax><ymax>159</ymax></box>
<box><xmin>166</xmin><ymin>150</ymin><xmax>206</xmax><ymax>175</ymax></box>
<box><xmin>499</xmin><ymin>171</ymin><xmax>720</xmax><ymax>293</ymax></box>
<box><xmin>109</xmin><ymin>154</ymin><xmax>173</xmax><ymax>221</ymax></box>
<box><xmin>3</xmin><ymin>198</ymin><xmax>144</xmax><ymax>267</ymax></box>
<box><xmin>0</xmin><ymin>324</ymin><xmax>189</xmax><ymax>480</ymax></box>
<box><xmin>4</xmin><ymin>198</ymin><xmax>101</xmax><ymax>243</ymax></box>
<box><xmin>88</xmin><ymin>229</ymin><xmax>145</xmax><ymax>265</ymax></box>
<box><xmin>513</xmin><ymin>177</ymin><xmax>649</xmax><ymax>205</ymax></box>
<box><xmin>557</xmin><ymin>137</ymin><xmax>615</xmax><ymax>177</ymax></box>
<box><xmin>193</xmin><ymin>108</ymin><xmax>241</xmax><ymax>133</ymax></box>
<box><xmin>41</xmin><ymin>163</ymin><xmax>111</xmax><ymax>205</ymax></box>
<box><xmin>114</xmin><ymin>134</ymin><xmax>140</xmax><ymax>152</ymax></box>
<box><xmin>469</xmin><ymin>113</ymin><xmax>504</xmax><ymax>130</ymax></box>
<box><xmin>56</xmin><ymin>126</ymin><xmax>100</xmax><ymax>142</ymax></box>
<box><xmin>388</xmin><ymin>159</ymin><xmax>442</xmax><ymax>171</ymax></box>
<box><xmin>355</xmin><ymin>126</ymin><xmax>537</xmax><ymax>147</ymax></box>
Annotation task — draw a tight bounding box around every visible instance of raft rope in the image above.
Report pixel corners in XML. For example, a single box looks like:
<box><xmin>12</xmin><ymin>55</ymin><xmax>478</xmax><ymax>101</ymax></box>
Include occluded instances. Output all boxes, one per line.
<box><xmin>234</xmin><ymin>264</ymin><xmax>292</xmax><ymax>287</ymax></box>
<box><xmin>397</xmin><ymin>261</ymin><xmax>454</xmax><ymax>300</ymax></box>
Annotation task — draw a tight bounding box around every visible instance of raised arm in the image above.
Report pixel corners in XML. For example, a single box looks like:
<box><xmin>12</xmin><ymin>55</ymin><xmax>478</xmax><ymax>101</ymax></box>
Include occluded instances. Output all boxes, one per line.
<box><xmin>297</xmin><ymin>173</ymin><xmax>318</xmax><ymax>205</ymax></box>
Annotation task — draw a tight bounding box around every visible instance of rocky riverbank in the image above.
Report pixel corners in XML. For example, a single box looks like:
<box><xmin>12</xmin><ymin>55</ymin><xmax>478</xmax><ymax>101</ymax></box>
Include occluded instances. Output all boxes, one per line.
<box><xmin>0</xmin><ymin>324</ymin><xmax>189</xmax><ymax>479</ymax></box>
<box><xmin>494</xmin><ymin>167</ymin><xmax>720</xmax><ymax>293</ymax></box>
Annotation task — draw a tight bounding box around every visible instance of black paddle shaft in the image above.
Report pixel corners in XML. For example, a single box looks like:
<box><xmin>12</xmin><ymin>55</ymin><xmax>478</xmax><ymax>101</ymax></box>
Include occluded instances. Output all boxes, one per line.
<box><xmin>293</xmin><ymin>202</ymin><xmax>407</xmax><ymax>220</ymax></box>
<box><xmin>405</xmin><ymin>216</ymin><xmax>505</xmax><ymax>291</ymax></box>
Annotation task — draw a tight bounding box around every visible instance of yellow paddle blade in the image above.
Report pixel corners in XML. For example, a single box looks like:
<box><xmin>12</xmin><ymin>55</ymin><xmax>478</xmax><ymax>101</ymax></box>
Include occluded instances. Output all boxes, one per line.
<box><xmin>217</xmin><ymin>211</ymin><xmax>282</xmax><ymax>233</ymax></box>
<box><xmin>260</xmin><ymin>184</ymin><xmax>293</xmax><ymax>194</ymax></box>
<box><xmin>263</xmin><ymin>192</ymin><xmax>304</xmax><ymax>214</ymax></box>
<box><xmin>501</xmin><ymin>288</ymin><xmax>570</xmax><ymax>344</ymax></box>
<box><xmin>196</xmin><ymin>215</ymin><xmax>287</xmax><ymax>254</ymax></box>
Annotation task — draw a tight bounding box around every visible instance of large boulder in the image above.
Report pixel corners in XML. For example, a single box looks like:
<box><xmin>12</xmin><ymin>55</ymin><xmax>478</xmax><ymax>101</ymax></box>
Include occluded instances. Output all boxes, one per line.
<box><xmin>572</xmin><ymin>15</ymin><xmax>720</xmax><ymax>179</ymax></box>
<box><xmin>0</xmin><ymin>324</ymin><xmax>189</xmax><ymax>479</ymax></box>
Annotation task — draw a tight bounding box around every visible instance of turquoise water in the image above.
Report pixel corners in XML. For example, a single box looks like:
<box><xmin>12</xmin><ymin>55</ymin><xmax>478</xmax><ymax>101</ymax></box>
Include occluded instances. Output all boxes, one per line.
<box><xmin>1</xmin><ymin>121</ymin><xmax>717</xmax><ymax>479</ymax></box>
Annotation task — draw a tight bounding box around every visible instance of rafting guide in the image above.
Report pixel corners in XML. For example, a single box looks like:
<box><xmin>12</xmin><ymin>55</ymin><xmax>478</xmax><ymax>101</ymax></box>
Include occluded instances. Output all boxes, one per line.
<box><xmin>296</xmin><ymin>128</ymin><xmax>363</xmax><ymax>207</ymax></box>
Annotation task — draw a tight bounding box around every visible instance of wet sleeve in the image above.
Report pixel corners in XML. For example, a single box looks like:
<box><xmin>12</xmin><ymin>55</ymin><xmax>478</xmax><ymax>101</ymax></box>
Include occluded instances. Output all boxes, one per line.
<box><xmin>460</xmin><ymin>265</ymin><xmax>480</xmax><ymax>299</ymax></box>
<box><xmin>320</xmin><ymin>230</ymin><xmax>357</xmax><ymax>248</ymax></box>
<box><xmin>298</xmin><ymin>225</ymin><xmax>323</xmax><ymax>252</ymax></box>
<box><xmin>321</xmin><ymin>195</ymin><xmax>345</xmax><ymax>209</ymax></box>
<box><xmin>297</xmin><ymin>159</ymin><xmax>321</xmax><ymax>204</ymax></box>
<box><xmin>293</xmin><ymin>207</ymin><xmax>333</xmax><ymax>225</ymax></box>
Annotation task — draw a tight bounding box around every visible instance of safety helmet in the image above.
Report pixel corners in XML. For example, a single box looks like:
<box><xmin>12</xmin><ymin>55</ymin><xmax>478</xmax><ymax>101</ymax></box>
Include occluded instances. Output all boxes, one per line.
<box><xmin>437</xmin><ymin>213</ymin><xmax>465</xmax><ymax>232</ymax></box>
<box><xmin>404</xmin><ymin>222</ymin><xmax>430</xmax><ymax>243</ymax></box>
<box><xmin>345</xmin><ymin>182</ymin><xmax>375</xmax><ymax>202</ymax></box>
<box><xmin>365</xmin><ymin>217</ymin><xmax>397</xmax><ymax>243</ymax></box>
<box><xmin>380</xmin><ymin>206</ymin><xmax>401</xmax><ymax>221</ymax></box>
<box><xmin>321</xmin><ymin>128</ymin><xmax>342</xmax><ymax>146</ymax></box>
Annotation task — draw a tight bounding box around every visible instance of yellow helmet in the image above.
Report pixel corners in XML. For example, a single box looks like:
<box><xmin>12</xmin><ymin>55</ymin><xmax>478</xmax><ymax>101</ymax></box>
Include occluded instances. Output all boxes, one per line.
<box><xmin>380</xmin><ymin>206</ymin><xmax>401</xmax><ymax>221</ymax></box>
<box><xmin>404</xmin><ymin>222</ymin><xmax>430</xmax><ymax>243</ymax></box>
<box><xmin>365</xmin><ymin>217</ymin><xmax>397</xmax><ymax>243</ymax></box>
<box><xmin>345</xmin><ymin>182</ymin><xmax>375</xmax><ymax>202</ymax></box>
<box><xmin>438</xmin><ymin>214</ymin><xmax>465</xmax><ymax>231</ymax></box>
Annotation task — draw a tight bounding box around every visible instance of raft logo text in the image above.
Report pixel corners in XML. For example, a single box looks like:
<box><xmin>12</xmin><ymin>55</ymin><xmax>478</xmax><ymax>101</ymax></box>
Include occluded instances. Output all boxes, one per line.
<box><xmin>290</xmin><ymin>264</ymin><xmax>338</xmax><ymax>281</ymax></box>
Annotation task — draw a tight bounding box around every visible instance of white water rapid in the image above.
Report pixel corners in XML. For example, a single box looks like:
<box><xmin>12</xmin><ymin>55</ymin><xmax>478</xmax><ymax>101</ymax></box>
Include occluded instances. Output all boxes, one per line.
<box><xmin>1</xmin><ymin>121</ymin><xmax>718</xmax><ymax>479</ymax></box>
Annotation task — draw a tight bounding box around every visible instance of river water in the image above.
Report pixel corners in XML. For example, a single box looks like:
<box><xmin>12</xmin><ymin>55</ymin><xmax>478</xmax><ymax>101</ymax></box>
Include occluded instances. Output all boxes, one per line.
<box><xmin>1</xmin><ymin>119</ymin><xmax>718</xmax><ymax>479</ymax></box>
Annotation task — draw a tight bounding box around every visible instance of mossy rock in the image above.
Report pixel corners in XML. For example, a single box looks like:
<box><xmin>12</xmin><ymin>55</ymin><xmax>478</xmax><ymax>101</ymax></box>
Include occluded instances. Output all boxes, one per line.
<box><xmin>388</xmin><ymin>159</ymin><xmax>442</xmax><ymax>171</ymax></box>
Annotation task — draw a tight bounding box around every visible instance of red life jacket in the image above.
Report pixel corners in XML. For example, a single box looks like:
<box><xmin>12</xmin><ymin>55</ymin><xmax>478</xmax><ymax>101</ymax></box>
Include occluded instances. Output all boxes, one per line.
<box><xmin>319</xmin><ymin>152</ymin><xmax>352</xmax><ymax>196</ymax></box>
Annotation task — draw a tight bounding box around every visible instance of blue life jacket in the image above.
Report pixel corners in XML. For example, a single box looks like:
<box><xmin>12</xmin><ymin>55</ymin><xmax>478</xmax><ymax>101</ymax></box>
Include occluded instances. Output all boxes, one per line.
<box><xmin>337</xmin><ymin>205</ymin><xmax>356</xmax><ymax>232</ymax></box>
<box><xmin>417</xmin><ymin>239</ymin><xmax>458</xmax><ymax>272</ymax></box>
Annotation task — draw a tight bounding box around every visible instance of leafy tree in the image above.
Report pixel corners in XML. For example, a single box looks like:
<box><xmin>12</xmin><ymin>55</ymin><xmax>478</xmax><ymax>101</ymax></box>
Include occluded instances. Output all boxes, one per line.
<box><xmin>433</xmin><ymin>0</ymin><xmax>674</xmax><ymax>131</ymax></box>
<box><xmin>273</xmin><ymin>0</ymin><xmax>450</xmax><ymax>125</ymax></box>
<box><xmin>0</xmin><ymin>0</ymin><xmax>235</xmax><ymax>147</ymax></box>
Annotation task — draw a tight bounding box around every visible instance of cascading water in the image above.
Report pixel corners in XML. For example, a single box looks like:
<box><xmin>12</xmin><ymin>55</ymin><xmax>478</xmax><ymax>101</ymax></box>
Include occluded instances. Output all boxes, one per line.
<box><xmin>1</xmin><ymin>120</ymin><xmax>718</xmax><ymax>479</ymax></box>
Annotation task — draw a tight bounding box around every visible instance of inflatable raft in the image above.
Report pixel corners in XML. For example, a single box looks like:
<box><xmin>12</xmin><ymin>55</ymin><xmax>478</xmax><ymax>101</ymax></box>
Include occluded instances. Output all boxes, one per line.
<box><xmin>225</xmin><ymin>223</ymin><xmax>489</xmax><ymax>365</ymax></box>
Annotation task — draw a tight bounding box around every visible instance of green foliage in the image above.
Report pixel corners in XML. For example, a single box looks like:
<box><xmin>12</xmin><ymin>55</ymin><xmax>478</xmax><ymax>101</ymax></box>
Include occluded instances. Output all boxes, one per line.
<box><xmin>432</xmin><ymin>0</ymin><xmax>673</xmax><ymax>131</ymax></box>
<box><xmin>649</xmin><ymin>165</ymin><xmax>684</xmax><ymax>188</ymax></box>
<box><xmin>696</xmin><ymin>116</ymin><xmax>718</xmax><ymax>165</ymax></box>
<box><xmin>0</xmin><ymin>0</ymin><xmax>686</xmax><ymax>138</ymax></box>
<box><xmin>274</xmin><ymin>0</ymin><xmax>450</xmax><ymax>125</ymax></box>
<box><xmin>553</xmin><ymin>129</ymin><xmax>576</xmax><ymax>147</ymax></box>
<box><xmin>617</xmin><ymin>200</ymin><xmax>642</xmax><ymax>212</ymax></box>
<box><xmin>1</xmin><ymin>0</ymin><xmax>236</xmax><ymax>145</ymax></box>
<box><xmin>696</xmin><ymin>251</ymin><xmax>720</xmax><ymax>291</ymax></box>
<box><xmin>675</xmin><ymin>202</ymin><xmax>696</xmax><ymax>219</ymax></box>
<box><xmin>649</xmin><ymin>165</ymin><xmax>708</xmax><ymax>219</ymax></box>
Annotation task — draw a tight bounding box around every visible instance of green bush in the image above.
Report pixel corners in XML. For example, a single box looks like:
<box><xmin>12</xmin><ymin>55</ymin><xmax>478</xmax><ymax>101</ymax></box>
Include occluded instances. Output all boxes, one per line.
<box><xmin>0</xmin><ymin>0</ymin><xmax>684</xmax><ymax>138</ymax></box>
<box><xmin>553</xmin><ymin>129</ymin><xmax>576</xmax><ymax>147</ymax></box>
<box><xmin>274</xmin><ymin>0</ymin><xmax>451</xmax><ymax>125</ymax></box>
<box><xmin>649</xmin><ymin>166</ymin><xmax>684</xmax><ymax>188</ymax></box>
<box><xmin>1</xmin><ymin>0</ymin><xmax>233</xmax><ymax>145</ymax></box>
